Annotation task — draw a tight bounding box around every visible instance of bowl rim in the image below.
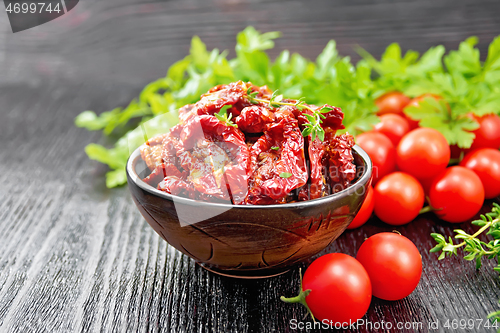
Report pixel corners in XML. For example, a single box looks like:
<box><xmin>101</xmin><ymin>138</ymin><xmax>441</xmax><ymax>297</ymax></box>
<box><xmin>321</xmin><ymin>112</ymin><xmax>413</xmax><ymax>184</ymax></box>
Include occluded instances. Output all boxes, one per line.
<box><xmin>126</xmin><ymin>143</ymin><xmax>372</xmax><ymax>209</ymax></box>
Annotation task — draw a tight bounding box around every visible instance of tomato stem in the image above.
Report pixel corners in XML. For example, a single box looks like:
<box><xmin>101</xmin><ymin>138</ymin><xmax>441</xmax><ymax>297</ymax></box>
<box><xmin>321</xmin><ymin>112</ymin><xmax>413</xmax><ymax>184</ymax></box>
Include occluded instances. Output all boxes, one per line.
<box><xmin>419</xmin><ymin>197</ymin><xmax>443</xmax><ymax>215</ymax></box>
<box><xmin>419</xmin><ymin>205</ymin><xmax>434</xmax><ymax>214</ymax></box>
<box><xmin>280</xmin><ymin>268</ymin><xmax>316</xmax><ymax>322</ymax></box>
<box><xmin>448</xmin><ymin>151</ymin><xmax>465</xmax><ymax>166</ymax></box>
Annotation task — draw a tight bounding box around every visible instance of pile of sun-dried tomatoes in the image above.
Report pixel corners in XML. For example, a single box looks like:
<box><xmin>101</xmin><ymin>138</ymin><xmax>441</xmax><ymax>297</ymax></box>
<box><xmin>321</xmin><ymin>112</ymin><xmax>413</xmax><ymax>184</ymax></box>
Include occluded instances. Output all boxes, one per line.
<box><xmin>140</xmin><ymin>81</ymin><xmax>357</xmax><ymax>205</ymax></box>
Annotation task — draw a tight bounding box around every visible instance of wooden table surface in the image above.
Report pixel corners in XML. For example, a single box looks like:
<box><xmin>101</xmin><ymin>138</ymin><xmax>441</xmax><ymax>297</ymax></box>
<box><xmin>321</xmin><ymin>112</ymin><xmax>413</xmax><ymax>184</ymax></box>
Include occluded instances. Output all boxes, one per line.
<box><xmin>1</xmin><ymin>1</ymin><xmax>500</xmax><ymax>332</ymax></box>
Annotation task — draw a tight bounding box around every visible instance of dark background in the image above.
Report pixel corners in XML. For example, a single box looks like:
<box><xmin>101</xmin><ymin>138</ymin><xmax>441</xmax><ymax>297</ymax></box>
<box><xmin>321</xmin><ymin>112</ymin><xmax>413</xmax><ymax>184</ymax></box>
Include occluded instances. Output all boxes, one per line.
<box><xmin>1</xmin><ymin>0</ymin><xmax>500</xmax><ymax>332</ymax></box>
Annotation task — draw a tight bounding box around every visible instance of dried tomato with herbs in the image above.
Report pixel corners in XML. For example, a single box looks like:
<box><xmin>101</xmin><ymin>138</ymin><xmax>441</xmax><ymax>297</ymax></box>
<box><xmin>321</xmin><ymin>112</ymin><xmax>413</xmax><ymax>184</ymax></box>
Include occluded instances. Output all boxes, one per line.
<box><xmin>140</xmin><ymin>81</ymin><xmax>357</xmax><ymax>205</ymax></box>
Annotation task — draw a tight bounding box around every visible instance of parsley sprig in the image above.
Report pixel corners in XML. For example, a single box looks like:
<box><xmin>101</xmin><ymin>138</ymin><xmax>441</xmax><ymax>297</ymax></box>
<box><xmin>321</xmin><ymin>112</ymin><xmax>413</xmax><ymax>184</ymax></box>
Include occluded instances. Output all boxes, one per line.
<box><xmin>246</xmin><ymin>88</ymin><xmax>332</xmax><ymax>141</ymax></box>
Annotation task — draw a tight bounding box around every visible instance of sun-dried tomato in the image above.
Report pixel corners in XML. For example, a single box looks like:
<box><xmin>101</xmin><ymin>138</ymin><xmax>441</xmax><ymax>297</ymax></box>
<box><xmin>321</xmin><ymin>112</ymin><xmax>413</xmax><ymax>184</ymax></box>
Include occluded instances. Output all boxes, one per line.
<box><xmin>143</xmin><ymin>163</ymin><xmax>186</xmax><ymax>186</ymax></box>
<box><xmin>319</xmin><ymin>104</ymin><xmax>345</xmax><ymax>130</ymax></box>
<box><xmin>140</xmin><ymin>133</ymin><xmax>169</xmax><ymax>170</ymax></box>
<box><xmin>178</xmin><ymin>104</ymin><xmax>196</xmax><ymax>124</ymax></box>
<box><xmin>291</xmin><ymin>103</ymin><xmax>345</xmax><ymax>132</ymax></box>
<box><xmin>158</xmin><ymin>176</ymin><xmax>196</xmax><ymax>200</ymax></box>
<box><xmin>307</xmin><ymin>137</ymin><xmax>329</xmax><ymax>199</ymax></box>
<box><xmin>141</xmin><ymin>82</ymin><xmax>357</xmax><ymax>205</ymax></box>
<box><xmin>235</xmin><ymin>105</ymin><xmax>275</xmax><ymax>133</ymax></box>
<box><xmin>160</xmin><ymin>114</ymin><xmax>250</xmax><ymax>204</ymax></box>
<box><xmin>324</xmin><ymin>130</ymin><xmax>356</xmax><ymax>193</ymax></box>
<box><xmin>244</xmin><ymin>110</ymin><xmax>308</xmax><ymax>204</ymax></box>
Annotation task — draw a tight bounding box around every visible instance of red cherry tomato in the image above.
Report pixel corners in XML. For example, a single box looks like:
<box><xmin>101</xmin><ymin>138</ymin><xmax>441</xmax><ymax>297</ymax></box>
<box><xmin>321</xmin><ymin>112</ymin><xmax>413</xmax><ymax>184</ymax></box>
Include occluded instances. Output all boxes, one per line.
<box><xmin>375</xmin><ymin>92</ymin><xmax>410</xmax><ymax>116</ymax></box>
<box><xmin>404</xmin><ymin>94</ymin><xmax>442</xmax><ymax>129</ymax></box>
<box><xmin>356</xmin><ymin>233</ymin><xmax>422</xmax><ymax>301</ymax></box>
<box><xmin>373</xmin><ymin>172</ymin><xmax>424</xmax><ymax>225</ymax></box>
<box><xmin>373</xmin><ymin>114</ymin><xmax>410</xmax><ymax>146</ymax></box>
<box><xmin>301</xmin><ymin>254</ymin><xmax>372</xmax><ymax>323</ymax></box>
<box><xmin>469</xmin><ymin>114</ymin><xmax>500</xmax><ymax>151</ymax></box>
<box><xmin>429</xmin><ymin>166</ymin><xmax>485</xmax><ymax>223</ymax></box>
<box><xmin>449</xmin><ymin>144</ymin><xmax>465</xmax><ymax>159</ymax></box>
<box><xmin>356</xmin><ymin>132</ymin><xmax>396</xmax><ymax>184</ymax></box>
<box><xmin>397</xmin><ymin>128</ymin><xmax>450</xmax><ymax>180</ymax></box>
<box><xmin>348</xmin><ymin>186</ymin><xmax>374</xmax><ymax>229</ymax></box>
<box><xmin>418</xmin><ymin>175</ymin><xmax>435</xmax><ymax>196</ymax></box>
<box><xmin>460</xmin><ymin>148</ymin><xmax>500</xmax><ymax>199</ymax></box>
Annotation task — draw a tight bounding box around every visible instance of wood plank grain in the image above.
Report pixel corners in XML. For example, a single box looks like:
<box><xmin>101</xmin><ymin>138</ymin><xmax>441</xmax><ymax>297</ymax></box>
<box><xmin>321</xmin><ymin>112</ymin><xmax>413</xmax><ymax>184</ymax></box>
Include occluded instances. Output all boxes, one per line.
<box><xmin>1</xmin><ymin>1</ymin><xmax>500</xmax><ymax>332</ymax></box>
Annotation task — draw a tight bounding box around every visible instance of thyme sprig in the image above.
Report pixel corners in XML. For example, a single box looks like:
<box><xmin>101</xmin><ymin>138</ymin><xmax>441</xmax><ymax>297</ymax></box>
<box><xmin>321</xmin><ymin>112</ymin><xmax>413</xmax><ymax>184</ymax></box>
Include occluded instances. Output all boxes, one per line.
<box><xmin>246</xmin><ymin>87</ymin><xmax>331</xmax><ymax>141</ymax></box>
<box><xmin>215</xmin><ymin>107</ymin><xmax>238</xmax><ymax>128</ymax></box>
<box><xmin>430</xmin><ymin>203</ymin><xmax>500</xmax><ymax>270</ymax></box>
<box><xmin>430</xmin><ymin>203</ymin><xmax>500</xmax><ymax>328</ymax></box>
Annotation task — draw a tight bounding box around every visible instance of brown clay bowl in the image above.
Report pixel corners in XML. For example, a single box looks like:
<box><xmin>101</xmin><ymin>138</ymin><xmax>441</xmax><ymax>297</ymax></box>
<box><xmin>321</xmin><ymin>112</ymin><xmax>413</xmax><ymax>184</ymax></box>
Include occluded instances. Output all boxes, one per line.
<box><xmin>126</xmin><ymin>145</ymin><xmax>372</xmax><ymax>278</ymax></box>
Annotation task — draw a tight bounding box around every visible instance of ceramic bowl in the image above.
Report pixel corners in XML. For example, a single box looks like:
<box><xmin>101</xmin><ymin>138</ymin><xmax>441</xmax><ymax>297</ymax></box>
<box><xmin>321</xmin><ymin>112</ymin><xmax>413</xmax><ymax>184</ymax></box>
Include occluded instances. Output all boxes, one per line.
<box><xmin>126</xmin><ymin>145</ymin><xmax>372</xmax><ymax>278</ymax></box>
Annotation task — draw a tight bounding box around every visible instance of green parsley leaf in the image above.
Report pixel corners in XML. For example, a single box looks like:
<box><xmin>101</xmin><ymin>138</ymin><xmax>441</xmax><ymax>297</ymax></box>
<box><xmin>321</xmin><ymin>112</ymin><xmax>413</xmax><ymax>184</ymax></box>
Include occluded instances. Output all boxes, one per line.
<box><xmin>404</xmin><ymin>97</ymin><xmax>479</xmax><ymax>148</ymax></box>
<box><xmin>444</xmin><ymin>36</ymin><xmax>481</xmax><ymax>78</ymax></box>
<box><xmin>106</xmin><ymin>169</ymin><xmax>128</xmax><ymax>188</ymax></box>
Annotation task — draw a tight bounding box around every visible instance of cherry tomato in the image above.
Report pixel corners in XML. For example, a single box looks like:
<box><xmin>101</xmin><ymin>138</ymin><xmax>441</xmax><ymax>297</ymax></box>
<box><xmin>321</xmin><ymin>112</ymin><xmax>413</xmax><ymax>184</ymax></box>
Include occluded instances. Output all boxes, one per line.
<box><xmin>356</xmin><ymin>233</ymin><xmax>422</xmax><ymax>301</ymax></box>
<box><xmin>449</xmin><ymin>144</ymin><xmax>464</xmax><ymax>160</ymax></box>
<box><xmin>404</xmin><ymin>94</ymin><xmax>442</xmax><ymax>129</ymax></box>
<box><xmin>374</xmin><ymin>172</ymin><xmax>424</xmax><ymax>225</ymax></box>
<box><xmin>301</xmin><ymin>253</ymin><xmax>372</xmax><ymax>323</ymax></box>
<box><xmin>356</xmin><ymin>132</ymin><xmax>396</xmax><ymax>184</ymax></box>
<box><xmin>418</xmin><ymin>175</ymin><xmax>435</xmax><ymax>196</ymax></box>
<box><xmin>429</xmin><ymin>166</ymin><xmax>484</xmax><ymax>223</ymax></box>
<box><xmin>397</xmin><ymin>128</ymin><xmax>450</xmax><ymax>180</ymax></box>
<box><xmin>375</xmin><ymin>92</ymin><xmax>410</xmax><ymax>116</ymax></box>
<box><xmin>373</xmin><ymin>114</ymin><xmax>410</xmax><ymax>146</ymax></box>
<box><xmin>459</xmin><ymin>148</ymin><xmax>500</xmax><ymax>199</ymax></box>
<box><xmin>468</xmin><ymin>114</ymin><xmax>500</xmax><ymax>151</ymax></box>
<box><xmin>348</xmin><ymin>186</ymin><xmax>374</xmax><ymax>229</ymax></box>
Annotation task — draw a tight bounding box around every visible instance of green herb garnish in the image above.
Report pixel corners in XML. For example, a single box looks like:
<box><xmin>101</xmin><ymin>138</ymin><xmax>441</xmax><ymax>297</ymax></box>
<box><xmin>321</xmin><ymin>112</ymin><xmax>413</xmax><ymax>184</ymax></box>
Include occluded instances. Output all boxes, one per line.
<box><xmin>279</xmin><ymin>172</ymin><xmax>292</xmax><ymax>178</ymax></box>
<box><xmin>214</xmin><ymin>106</ymin><xmax>237</xmax><ymax>128</ymax></box>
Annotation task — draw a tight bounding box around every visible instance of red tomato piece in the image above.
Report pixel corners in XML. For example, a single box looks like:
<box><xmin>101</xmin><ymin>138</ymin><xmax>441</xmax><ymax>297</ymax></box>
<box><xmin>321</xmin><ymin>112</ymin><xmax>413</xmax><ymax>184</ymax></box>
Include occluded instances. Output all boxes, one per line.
<box><xmin>348</xmin><ymin>186</ymin><xmax>374</xmax><ymax>229</ymax></box>
<box><xmin>356</xmin><ymin>233</ymin><xmax>422</xmax><ymax>301</ymax></box>
<box><xmin>429</xmin><ymin>166</ymin><xmax>485</xmax><ymax>223</ymax></box>
<box><xmin>469</xmin><ymin>114</ymin><xmax>500</xmax><ymax>151</ymax></box>
<box><xmin>356</xmin><ymin>132</ymin><xmax>396</xmax><ymax>184</ymax></box>
<box><xmin>397</xmin><ymin>128</ymin><xmax>450</xmax><ymax>180</ymax></box>
<box><xmin>302</xmin><ymin>253</ymin><xmax>372</xmax><ymax>323</ymax></box>
<box><xmin>375</xmin><ymin>92</ymin><xmax>410</xmax><ymax>116</ymax></box>
<box><xmin>459</xmin><ymin>148</ymin><xmax>500</xmax><ymax>199</ymax></box>
<box><xmin>373</xmin><ymin>113</ymin><xmax>410</xmax><ymax>146</ymax></box>
<box><xmin>374</xmin><ymin>172</ymin><xmax>424</xmax><ymax>225</ymax></box>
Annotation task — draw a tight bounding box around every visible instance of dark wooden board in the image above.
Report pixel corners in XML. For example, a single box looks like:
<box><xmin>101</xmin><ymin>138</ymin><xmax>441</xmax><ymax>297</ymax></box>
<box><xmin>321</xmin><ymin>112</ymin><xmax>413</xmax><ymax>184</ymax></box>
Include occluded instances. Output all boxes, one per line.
<box><xmin>1</xmin><ymin>0</ymin><xmax>500</xmax><ymax>332</ymax></box>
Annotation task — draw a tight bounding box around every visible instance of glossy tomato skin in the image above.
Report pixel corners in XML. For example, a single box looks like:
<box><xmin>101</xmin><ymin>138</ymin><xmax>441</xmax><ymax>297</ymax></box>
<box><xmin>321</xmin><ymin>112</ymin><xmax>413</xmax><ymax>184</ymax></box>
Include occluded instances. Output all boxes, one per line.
<box><xmin>373</xmin><ymin>114</ymin><xmax>410</xmax><ymax>146</ymax></box>
<box><xmin>356</xmin><ymin>132</ymin><xmax>396</xmax><ymax>184</ymax></box>
<box><xmin>397</xmin><ymin>128</ymin><xmax>450</xmax><ymax>180</ymax></box>
<box><xmin>429</xmin><ymin>166</ymin><xmax>485</xmax><ymax>223</ymax></box>
<box><xmin>356</xmin><ymin>233</ymin><xmax>422</xmax><ymax>301</ymax></box>
<box><xmin>303</xmin><ymin>253</ymin><xmax>372</xmax><ymax>323</ymax></box>
<box><xmin>460</xmin><ymin>148</ymin><xmax>500</xmax><ymax>199</ymax></box>
<box><xmin>375</xmin><ymin>92</ymin><xmax>410</xmax><ymax>116</ymax></box>
<box><xmin>347</xmin><ymin>186</ymin><xmax>374</xmax><ymax>229</ymax></box>
<box><xmin>373</xmin><ymin>172</ymin><xmax>424</xmax><ymax>225</ymax></box>
<box><xmin>469</xmin><ymin>114</ymin><xmax>500</xmax><ymax>151</ymax></box>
